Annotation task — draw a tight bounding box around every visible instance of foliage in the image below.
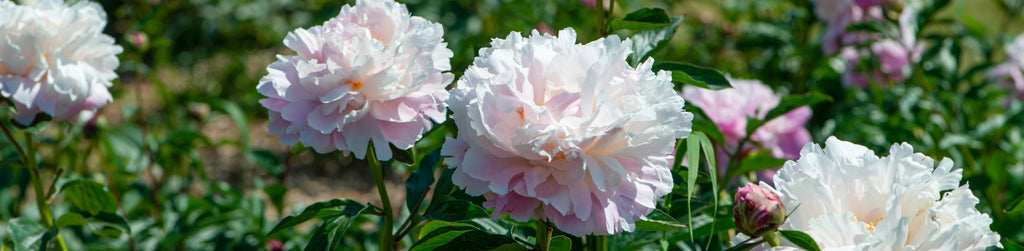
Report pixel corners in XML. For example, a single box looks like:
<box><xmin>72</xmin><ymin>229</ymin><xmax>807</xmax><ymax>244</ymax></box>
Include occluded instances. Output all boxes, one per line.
<box><xmin>1</xmin><ymin>0</ymin><xmax>1023</xmax><ymax>250</ymax></box>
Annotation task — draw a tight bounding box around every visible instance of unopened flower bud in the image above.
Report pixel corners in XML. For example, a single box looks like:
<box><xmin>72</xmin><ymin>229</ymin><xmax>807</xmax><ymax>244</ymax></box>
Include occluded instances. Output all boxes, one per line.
<box><xmin>126</xmin><ymin>31</ymin><xmax>149</xmax><ymax>51</ymax></box>
<box><xmin>733</xmin><ymin>183</ymin><xmax>786</xmax><ymax>237</ymax></box>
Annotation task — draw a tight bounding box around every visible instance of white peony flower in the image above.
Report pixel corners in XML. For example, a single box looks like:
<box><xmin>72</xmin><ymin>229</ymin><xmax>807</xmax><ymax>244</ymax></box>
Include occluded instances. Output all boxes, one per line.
<box><xmin>736</xmin><ymin>137</ymin><xmax>1002</xmax><ymax>250</ymax></box>
<box><xmin>0</xmin><ymin>0</ymin><xmax>122</xmax><ymax>125</ymax></box>
<box><xmin>441</xmin><ymin>28</ymin><xmax>693</xmax><ymax>236</ymax></box>
<box><xmin>257</xmin><ymin>0</ymin><xmax>453</xmax><ymax>160</ymax></box>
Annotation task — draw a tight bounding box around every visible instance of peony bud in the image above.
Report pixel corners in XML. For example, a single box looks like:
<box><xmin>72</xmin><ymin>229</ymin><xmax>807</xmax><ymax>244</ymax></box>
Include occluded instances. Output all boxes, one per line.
<box><xmin>126</xmin><ymin>31</ymin><xmax>149</xmax><ymax>51</ymax></box>
<box><xmin>733</xmin><ymin>183</ymin><xmax>786</xmax><ymax>237</ymax></box>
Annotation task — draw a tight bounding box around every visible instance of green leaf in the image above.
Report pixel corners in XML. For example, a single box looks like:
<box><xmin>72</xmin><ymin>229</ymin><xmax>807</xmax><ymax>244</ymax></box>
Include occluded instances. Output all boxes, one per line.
<box><xmin>635</xmin><ymin>209</ymin><xmax>686</xmax><ymax>231</ymax></box>
<box><xmin>724</xmin><ymin>240</ymin><xmax>764</xmax><ymax>251</ymax></box>
<box><xmin>246</xmin><ymin>150</ymin><xmax>284</xmax><ymax>176</ymax></box>
<box><xmin>629</xmin><ymin>16</ymin><xmax>684</xmax><ymax>66</ymax></box>
<box><xmin>745</xmin><ymin>92</ymin><xmax>831</xmax><ymax>135</ymax></box>
<box><xmin>779</xmin><ymin>230</ymin><xmax>821</xmax><ymax>251</ymax></box>
<box><xmin>304</xmin><ymin>205</ymin><xmax>368</xmax><ymax>251</ymax></box>
<box><xmin>7</xmin><ymin>218</ymin><xmax>45</xmax><ymax>251</ymax></box>
<box><xmin>407</xmin><ymin>149</ymin><xmax>441</xmax><ymax>213</ymax></box>
<box><xmin>550</xmin><ymin>235</ymin><xmax>572</xmax><ymax>250</ymax></box>
<box><xmin>729</xmin><ymin>151</ymin><xmax>788</xmax><ymax>180</ymax></box>
<box><xmin>61</xmin><ymin>179</ymin><xmax>118</xmax><ymax>216</ymax></box>
<box><xmin>55</xmin><ymin>213</ymin><xmax>87</xmax><ymax>228</ymax></box>
<box><xmin>418</xmin><ymin>221</ymin><xmax>477</xmax><ymax>239</ymax></box>
<box><xmin>611</xmin><ymin>8</ymin><xmax>671</xmax><ymax>32</ymax></box>
<box><xmin>425</xmin><ymin>199</ymin><xmax>490</xmax><ymax>222</ymax></box>
<box><xmin>685</xmin><ymin>133</ymin><xmax>701</xmax><ymax>242</ymax></box>
<box><xmin>268</xmin><ymin>199</ymin><xmax>366</xmax><ymax>235</ymax></box>
<box><xmin>411</xmin><ymin>225</ymin><xmax>516</xmax><ymax>251</ymax></box>
<box><xmin>211</xmin><ymin>100</ymin><xmax>250</xmax><ymax>150</ymax></box>
<box><xmin>89</xmin><ymin>212</ymin><xmax>132</xmax><ymax>235</ymax></box>
<box><xmin>654</xmin><ymin>62</ymin><xmax>733</xmax><ymax>90</ymax></box>
<box><xmin>490</xmin><ymin>243</ymin><xmax>529</xmax><ymax>251</ymax></box>
<box><xmin>1005</xmin><ymin>193</ymin><xmax>1024</xmax><ymax>215</ymax></box>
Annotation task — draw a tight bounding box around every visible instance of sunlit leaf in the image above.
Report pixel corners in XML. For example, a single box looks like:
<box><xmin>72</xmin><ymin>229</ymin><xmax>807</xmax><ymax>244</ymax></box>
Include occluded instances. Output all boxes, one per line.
<box><xmin>611</xmin><ymin>8</ymin><xmax>671</xmax><ymax>31</ymax></box>
<box><xmin>779</xmin><ymin>230</ymin><xmax>821</xmax><ymax>251</ymax></box>
<box><xmin>61</xmin><ymin>179</ymin><xmax>118</xmax><ymax>216</ymax></box>
<box><xmin>268</xmin><ymin>199</ymin><xmax>366</xmax><ymax>235</ymax></box>
<box><xmin>654</xmin><ymin>62</ymin><xmax>733</xmax><ymax>90</ymax></box>
<box><xmin>635</xmin><ymin>209</ymin><xmax>686</xmax><ymax>231</ymax></box>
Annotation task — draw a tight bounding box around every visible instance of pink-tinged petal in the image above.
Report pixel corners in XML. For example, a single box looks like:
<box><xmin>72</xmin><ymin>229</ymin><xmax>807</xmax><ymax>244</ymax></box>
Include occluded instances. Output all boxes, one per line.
<box><xmin>257</xmin><ymin>0</ymin><xmax>452</xmax><ymax>161</ymax></box>
<box><xmin>445</xmin><ymin>28</ymin><xmax>691</xmax><ymax>236</ymax></box>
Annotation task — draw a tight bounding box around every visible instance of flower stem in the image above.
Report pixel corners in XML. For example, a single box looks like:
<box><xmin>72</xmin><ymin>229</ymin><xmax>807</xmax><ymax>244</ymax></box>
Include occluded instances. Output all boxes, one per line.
<box><xmin>368</xmin><ymin>145</ymin><xmax>393</xmax><ymax>251</ymax></box>
<box><xmin>763</xmin><ymin>230</ymin><xmax>782</xmax><ymax>247</ymax></box>
<box><xmin>588</xmin><ymin>235</ymin><xmax>608</xmax><ymax>251</ymax></box>
<box><xmin>535</xmin><ymin>220</ymin><xmax>551</xmax><ymax>251</ymax></box>
<box><xmin>24</xmin><ymin>133</ymin><xmax>68</xmax><ymax>251</ymax></box>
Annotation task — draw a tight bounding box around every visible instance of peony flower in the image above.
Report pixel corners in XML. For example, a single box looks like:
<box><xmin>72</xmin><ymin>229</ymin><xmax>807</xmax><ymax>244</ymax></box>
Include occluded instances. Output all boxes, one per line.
<box><xmin>812</xmin><ymin>0</ymin><xmax>887</xmax><ymax>54</ymax></box>
<box><xmin>736</xmin><ymin>137</ymin><xmax>1002</xmax><ymax>250</ymax></box>
<box><xmin>441</xmin><ymin>28</ymin><xmax>693</xmax><ymax>236</ymax></box>
<box><xmin>0</xmin><ymin>0</ymin><xmax>122</xmax><ymax>126</ymax></box>
<box><xmin>734</xmin><ymin>183</ymin><xmax>786</xmax><ymax>238</ymax></box>
<box><xmin>838</xmin><ymin>5</ymin><xmax>922</xmax><ymax>88</ymax></box>
<box><xmin>681</xmin><ymin>78</ymin><xmax>811</xmax><ymax>182</ymax></box>
<box><xmin>988</xmin><ymin>33</ymin><xmax>1024</xmax><ymax>101</ymax></box>
<box><xmin>257</xmin><ymin>0</ymin><xmax>453</xmax><ymax>160</ymax></box>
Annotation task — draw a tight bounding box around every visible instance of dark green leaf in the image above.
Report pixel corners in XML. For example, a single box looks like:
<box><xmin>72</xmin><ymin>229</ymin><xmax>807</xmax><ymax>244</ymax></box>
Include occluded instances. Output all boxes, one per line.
<box><xmin>407</xmin><ymin>149</ymin><xmax>441</xmax><ymax>213</ymax></box>
<box><xmin>745</xmin><ymin>92</ymin><xmax>831</xmax><ymax>135</ymax></box>
<box><xmin>844</xmin><ymin>22</ymin><xmax>885</xmax><ymax>33</ymax></box>
<box><xmin>304</xmin><ymin>206</ymin><xmax>368</xmax><ymax>251</ymax></box>
<box><xmin>269</xmin><ymin>199</ymin><xmax>366</xmax><ymax>235</ymax></box>
<box><xmin>8</xmin><ymin>218</ymin><xmax>45</xmax><ymax>251</ymax></box>
<box><xmin>390</xmin><ymin>144</ymin><xmax>416</xmax><ymax>165</ymax></box>
<box><xmin>61</xmin><ymin>179</ymin><xmax>118</xmax><ymax>216</ymax></box>
<box><xmin>629</xmin><ymin>16</ymin><xmax>684</xmax><ymax>66</ymax></box>
<box><xmin>654</xmin><ymin>62</ymin><xmax>733</xmax><ymax>90</ymax></box>
<box><xmin>490</xmin><ymin>243</ymin><xmax>529</xmax><ymax>251</ymax></box>
<box><xmin>411</xmin><ymin>225</ymin><xmax>515</xmax><ymax>251</ymax></box>
<box><xmin>611</xmin><ymin>8</ymin><xmax>671</xmax><ymax>32</ymax></box>
<box><xmin>635</xmin><ymin>209</ymin><xmax>686</xmax><ymax>231</ymax></box>
<box><xmin>425</xmin><ymin>199</ymin><xmax>489</xmax><ymax>222</ymax></box>
<box><xmin>779</xmin><ymin>230</ymin><xmax>821</xmax><ymax>251</ymax></box>
<box><xmin>1005</xmin><ymin>193</ymin><xmax>1024</xmax><ymax>214</ymax></box>
<box><xmin>90</xmin><ymin>212</ymin><xmax>131</xmax><ymax>235</ymax></box>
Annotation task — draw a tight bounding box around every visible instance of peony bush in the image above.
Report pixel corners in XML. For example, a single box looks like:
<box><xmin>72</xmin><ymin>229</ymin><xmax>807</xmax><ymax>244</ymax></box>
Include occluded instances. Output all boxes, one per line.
<box><xmin>0</xmin><ymin>0</ymin><xmax>1019</xmax><ymax>250</ymax></box>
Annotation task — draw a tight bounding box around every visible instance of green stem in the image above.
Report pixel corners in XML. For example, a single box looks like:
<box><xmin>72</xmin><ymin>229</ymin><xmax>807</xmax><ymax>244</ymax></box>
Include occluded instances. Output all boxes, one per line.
<box><xmin>535</xmin><ymin>220</ymin><xmax>552</xmax><ymax>251</ymax></box>
<box><xmin>24</xmin><ymin>133</ymin><xmax>68</xmax><ymax>251</ymax></box>
<box><xmin>588</xmin><ymin>235</ymin><xmax>608</xmax><ymax>251</ymax></box>
<box><xmin>763</xmin><ymin>230</ymin><xmax>782</xmax><ymax>247</ymax></box>
<box><xmin>596</xmin><ymin>0</ymin><xmax>605</xmax><ymax>36</ymax></box>
<box><xmin>368</xmin><ymin>145</ymin><xmax>393</xmax><ymax>251</ymax></box>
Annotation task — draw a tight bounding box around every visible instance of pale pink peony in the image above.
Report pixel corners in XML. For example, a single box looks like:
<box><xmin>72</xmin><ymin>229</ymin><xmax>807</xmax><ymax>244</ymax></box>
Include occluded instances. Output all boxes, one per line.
<box><xmin>441</xmin><ymin>28</ymin><xmax>693</xmax><ymax>236</ymax></box>
<box><xmin>734</xmin><ymin>183</ymin><xmax>786</xmax><ymax>238</ymax></box>
<box><xmin>736</xmin><ymin>137</ymin><xmax>1002</xmax><ymax>250</ymax></box>
<box><xmin>0</xmin><ymin>0</ymin><xmax>122</xmax><ymax>126</ymax></box>
<box><xmin>813</xmin><ymin>0</ymin><xmax>886</xmax><ymax>54</ymax></box>
<box><xmin>681</xmin><ymin>78</ymin><xmax>811</xmax><ymax>182</ymax></box>
<box><xmin>988</xmin><ymin>33</ymin><xmax>1024</xmax><ymax>101</ymax></box>
<box><xmin>257</xmin><ymin>0</ymin><xmax>453</xmax><ymax>160</ymax></box>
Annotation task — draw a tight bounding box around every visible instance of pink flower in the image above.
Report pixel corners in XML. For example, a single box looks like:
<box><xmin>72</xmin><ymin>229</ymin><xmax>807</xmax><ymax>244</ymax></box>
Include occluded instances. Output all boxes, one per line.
<box><xmin>988</xmin><ymin>33</ymin><xmax>1024</xmax><ymax>101</ymax></box>
<box><xmin>733</xmin><ymin>183</ymin><xmax>786</xmax><ymax>237</ymax></box>
<box><xmin>0</xmin><ymin>0</ymin><xmax>122</xmax><ymax>125</ymax></box>
<box><xmin>441</xmin><ymin>28</ymin><xmax>693</xmax><ymax>236</ymax></box>
<box><xmin>681</xmin><ymin>78</ymin><xmax>811</xmax><ymax>182</ymax></box>
<box><xmin>257</xmin><ymin>0</ymin><xmax>453</xmax><ymax>160</ymax></box>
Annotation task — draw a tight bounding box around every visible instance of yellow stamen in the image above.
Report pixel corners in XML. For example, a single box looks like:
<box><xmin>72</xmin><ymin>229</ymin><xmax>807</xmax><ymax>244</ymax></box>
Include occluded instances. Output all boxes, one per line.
<box><xmin>349</xmin><ymin>80</ymin><xmax>363</xmax><ymax>91</ymax></box>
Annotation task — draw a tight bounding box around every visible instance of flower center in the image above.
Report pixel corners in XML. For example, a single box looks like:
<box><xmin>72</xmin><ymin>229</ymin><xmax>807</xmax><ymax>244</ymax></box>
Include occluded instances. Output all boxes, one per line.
<box><xmin>349</xmin><ymin>80</ymin><xmax>364</xmax><ymax>90</ymax></box>
<box><xmin>853</xmin><ymin>216</ymin><xmax>884</xmax><ymax>231</ymax></box>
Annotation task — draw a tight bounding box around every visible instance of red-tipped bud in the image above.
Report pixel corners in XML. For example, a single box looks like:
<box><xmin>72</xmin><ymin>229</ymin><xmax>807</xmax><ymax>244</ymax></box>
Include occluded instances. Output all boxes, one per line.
<box><xmin>733</xmin><ymin>183</ymin><xmax>786</xmax><ymax>237</ymax></box>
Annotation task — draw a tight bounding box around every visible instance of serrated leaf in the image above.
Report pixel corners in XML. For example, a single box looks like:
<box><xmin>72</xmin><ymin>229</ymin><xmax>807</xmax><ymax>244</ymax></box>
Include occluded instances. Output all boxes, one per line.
<box><xmin>654</xmin><ymin>62</ymin><xmax>733</xmax><ymax>90</ymax></box>
<box><xmin>61</xmin><ymin>179</ymin><xmax>118</xmax><ymax>216</ymax></box>
<box><xmin>304</xmin><ymin>206</ymin><xmax>368</xmax><ymax>251</ymax></box>
<box><xmin>611</xmin><ymin>8</ymin><xmax>671</xmax><ymax>31</ymax></box>
<box><xmin>629</xmin><ymin>16</ymin><xmax>684</xmax><ymax>66</ymax></box>
<box><xmin>745</xmin><ymin>92</ymin><xmax>831</xmax><ymax>135</ymax></box>
<box><xmin>407</xmin><ymin>149</ymin><xmax>441</xmax><ymax>213</ymax></box>
<box><xmin>635</xmin><ymin>209</ymin><xmax>686</xmax><ymax>231</ymax></box>
<box><xmin>7</xmin><ymin>218</ymin><xmax>45</xmax><ymax>251</ymax></box>
<box><xmin>268</xmin><ymin>199</ymin><xmax>365</xmax><ymax>235</ymax></box>
<box><xmin>411</xmin><ymin>225</ymin><xmax>516</xmax><ymax>251</ymax></box>
<box><xmin>779</xmin><ymin>230</ymin><xmax>821</xmax><ymax>251</ymax></box>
